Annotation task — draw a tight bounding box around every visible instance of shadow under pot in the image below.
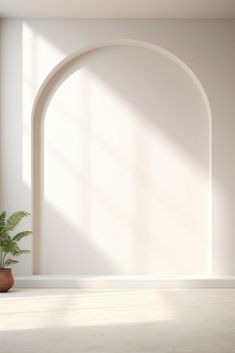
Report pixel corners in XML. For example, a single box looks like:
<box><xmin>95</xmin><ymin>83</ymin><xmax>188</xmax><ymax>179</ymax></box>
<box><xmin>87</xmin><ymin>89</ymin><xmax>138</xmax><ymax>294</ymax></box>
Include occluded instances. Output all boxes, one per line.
<box><xmin>0</xmin><ymin>268</ymin><xmax>14</xmax><ymax>292</ymax></box>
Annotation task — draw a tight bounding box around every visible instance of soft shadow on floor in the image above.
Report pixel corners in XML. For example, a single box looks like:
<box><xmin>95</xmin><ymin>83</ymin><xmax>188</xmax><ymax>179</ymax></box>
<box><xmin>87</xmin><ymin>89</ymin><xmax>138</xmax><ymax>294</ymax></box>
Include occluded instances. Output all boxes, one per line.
<box><xmin>0</xmin><ymin>288</ymin><xmax>235</xmax><ymax>353</ymax></box>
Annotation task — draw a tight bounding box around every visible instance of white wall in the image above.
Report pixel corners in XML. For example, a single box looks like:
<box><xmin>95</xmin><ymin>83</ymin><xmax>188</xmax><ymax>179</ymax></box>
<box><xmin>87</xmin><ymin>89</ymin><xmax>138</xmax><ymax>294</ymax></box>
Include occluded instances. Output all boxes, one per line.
<box><xmin>0</xmin><ymin>19</ymin><xmax>235</xmax><ymax>276</ymax></box>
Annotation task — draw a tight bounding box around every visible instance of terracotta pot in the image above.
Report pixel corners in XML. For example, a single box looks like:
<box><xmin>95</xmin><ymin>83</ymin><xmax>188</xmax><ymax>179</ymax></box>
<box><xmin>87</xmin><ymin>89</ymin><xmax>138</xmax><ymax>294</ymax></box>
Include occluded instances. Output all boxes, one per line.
<box><xmin>0</xmin><ymin>268</ymin><xmax>14</xmax><ymax>292</ymax></box>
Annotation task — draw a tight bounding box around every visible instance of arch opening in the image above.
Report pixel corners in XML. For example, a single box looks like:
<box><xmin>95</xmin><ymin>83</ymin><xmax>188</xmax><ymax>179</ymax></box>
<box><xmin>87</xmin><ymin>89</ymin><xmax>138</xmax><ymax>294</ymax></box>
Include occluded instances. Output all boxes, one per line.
<box><xmin>32</xmin><ymin>39</ymin><xmax>212</xmax><ymax>275</ymax></box>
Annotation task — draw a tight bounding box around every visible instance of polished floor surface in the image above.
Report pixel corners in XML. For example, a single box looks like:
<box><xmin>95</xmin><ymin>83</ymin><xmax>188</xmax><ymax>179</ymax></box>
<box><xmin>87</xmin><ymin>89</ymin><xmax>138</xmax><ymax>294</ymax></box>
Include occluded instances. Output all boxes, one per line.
<box><xmin>0</xmin><ymin>288</ymin><xmax>235</xmax><ymax>352</ymax></box>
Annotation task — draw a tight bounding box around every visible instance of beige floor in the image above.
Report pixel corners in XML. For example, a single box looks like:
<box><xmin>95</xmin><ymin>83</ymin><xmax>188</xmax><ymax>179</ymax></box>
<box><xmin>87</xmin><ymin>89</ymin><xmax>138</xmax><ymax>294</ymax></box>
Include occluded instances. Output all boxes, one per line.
<box><xmin>0</xmin><ymin>288</ymin><xmax>235</xmax><ymax>353</ymax></box>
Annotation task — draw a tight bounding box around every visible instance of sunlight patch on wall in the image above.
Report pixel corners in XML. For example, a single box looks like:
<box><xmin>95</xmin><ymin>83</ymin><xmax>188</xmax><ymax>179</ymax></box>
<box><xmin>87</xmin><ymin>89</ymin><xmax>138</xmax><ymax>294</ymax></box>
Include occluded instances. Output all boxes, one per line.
<box><xmin>40</xmin><ymin>45</ymin><xmax>210</xmax><ymax>275</ymax></box>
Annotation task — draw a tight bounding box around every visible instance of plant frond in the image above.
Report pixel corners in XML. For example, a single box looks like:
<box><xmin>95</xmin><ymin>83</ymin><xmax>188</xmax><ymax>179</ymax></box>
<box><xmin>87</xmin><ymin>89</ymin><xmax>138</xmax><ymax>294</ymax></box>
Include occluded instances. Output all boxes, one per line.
<box><xmin>0</xmin><ymin>234</ymin><xmax>12</xmax><ymax>251</ymax></box>
<box><xmin>0</xmin><ymin>210</ymin><xmax>32</xmax><ymax>267</ymax></box>
<box><xmin>0</xmin><ymin>238</ymin><xmax>27</xmax><ymax>257</ymax></box>
<box><xmin>12</xmin><ymin>231</ymin><xmax>32</xmax><ymax>242</ymax></box>
<box><xmin>23</xmin><ymin>249</ymin><xmax>30</xmax><ymax>253</ymax></box>
<box><xmin>0</xmin><ymin>211</ymin><xmax>6</xmax><ymax>227</ymax></box>
<box><xmin>10</xmin><ymin>243</ymin><xmax>22</xmax><ymax>256</ymax></box>
<box><xmin>11</xmin><ymin>246</ymin><xmax>30</xmax><ymax>256</ymax></box>
<box><xmin>4</xmin><ymin>259</ymin><xmax>18</xmax><ymax>266</ymax></box>
<box><xmin>18</xmin><ymin>249</ymin><xmax>30</xmax><ymax>255</ymax></box>
<box><xmin>5</xmin><ymin>211</ymin><xmax>30</xmax><ymax>232</ymax></box>
<box><xmin>0</xmin><ymin>232</ymin><xmax>10</xmax><ymax>244</ymax></box>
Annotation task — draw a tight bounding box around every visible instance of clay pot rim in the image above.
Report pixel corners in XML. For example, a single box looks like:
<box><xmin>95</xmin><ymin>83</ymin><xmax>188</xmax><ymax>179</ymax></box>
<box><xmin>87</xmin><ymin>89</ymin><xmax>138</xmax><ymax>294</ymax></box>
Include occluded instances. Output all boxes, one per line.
<box><xmin>0</xmin><ymin>268</ymin><xmax>12</xmax><ymax>271</ymax></box>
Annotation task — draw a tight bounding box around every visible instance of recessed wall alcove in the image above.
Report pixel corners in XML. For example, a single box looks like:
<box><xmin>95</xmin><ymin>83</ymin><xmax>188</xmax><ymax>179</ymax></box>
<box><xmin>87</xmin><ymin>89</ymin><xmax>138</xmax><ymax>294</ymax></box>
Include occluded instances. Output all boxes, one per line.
<box><xmin>32</xmin><ymin>39</ymin><xmax>212</xmax><ymax>276</ymax></box>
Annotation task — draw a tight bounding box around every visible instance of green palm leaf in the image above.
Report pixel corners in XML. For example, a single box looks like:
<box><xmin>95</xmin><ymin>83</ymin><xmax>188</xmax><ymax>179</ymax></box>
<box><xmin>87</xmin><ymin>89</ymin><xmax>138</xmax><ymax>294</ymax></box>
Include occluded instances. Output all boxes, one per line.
<box><xmin>4</xmin><ymin>211</ymin><xmax>30</xmax><ymax>232</ymax></box>
<box><xmin>0</xmin><ymin>210</ymin><xmax>32</xmax><ymax>268</ymax></box>
<box><xmin>12</xmin><ymin>231</ymin><xmax>32</xmax><ymax>242</ymax></box>
<box><xmin>0</xmin><ymin>234</ymin><xmax>12</xmax><ymax>252</ymax></box>
<box><xmin>10</xmin><ymin>243</ymin><xmax>22</xmax><ymax>256</ymax></box>
<box><xmin>13</xmin><ymin>248</ymin><xmax>30</xmax><ymax>256</ymax></box>
<box><xmin>19</xmin><ymin>249</ymin><xmax>30</xmax><ymax>255</ymax></box>
<box><xmin>0</xmin><ymin>211</ymin><xmax>6</xmax><ymax>227</ymax></box>
<box><xmin>4</xmin><ymin>259</ymin><xmax>18</xmax><ymax>266</ymax></box>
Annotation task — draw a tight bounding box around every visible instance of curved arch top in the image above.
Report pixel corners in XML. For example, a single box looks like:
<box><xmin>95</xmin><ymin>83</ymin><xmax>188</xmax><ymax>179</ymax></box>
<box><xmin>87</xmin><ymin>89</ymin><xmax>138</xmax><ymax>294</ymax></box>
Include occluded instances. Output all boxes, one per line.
<box><xmin>32</xmin><ymin>39</ymin><xmax>212</xmax><ymax>275</ymax></box>
<box><xmin>32</xmin><ymin>39</ymin><xmax>212</xmax><ymax>128</ymax></box>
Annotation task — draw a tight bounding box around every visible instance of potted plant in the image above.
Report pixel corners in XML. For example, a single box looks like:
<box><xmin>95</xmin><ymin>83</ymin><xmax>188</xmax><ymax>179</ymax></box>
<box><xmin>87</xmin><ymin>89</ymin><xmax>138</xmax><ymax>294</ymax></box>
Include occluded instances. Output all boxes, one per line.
<box><xmin>0</xmin><ymin>210</ymin><xmax>32</xmax><ymax>292</ymax></box>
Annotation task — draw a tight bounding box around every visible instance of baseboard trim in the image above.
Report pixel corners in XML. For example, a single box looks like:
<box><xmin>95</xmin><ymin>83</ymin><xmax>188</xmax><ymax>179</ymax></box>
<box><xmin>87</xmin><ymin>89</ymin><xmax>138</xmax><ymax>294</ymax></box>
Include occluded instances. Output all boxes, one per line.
<box><xmin>14</xmin><ymin>275</ymin><xmax>235</xmax><ymax>289</ymax></box>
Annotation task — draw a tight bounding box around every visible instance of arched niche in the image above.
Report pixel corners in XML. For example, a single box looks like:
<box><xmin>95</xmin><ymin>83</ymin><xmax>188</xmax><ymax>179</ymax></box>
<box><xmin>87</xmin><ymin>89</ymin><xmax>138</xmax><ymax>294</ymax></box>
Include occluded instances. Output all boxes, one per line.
<box><xmin>32</xmin><ymin>39</ymin><xmax>212</xmax><ymax>275</ymax></box>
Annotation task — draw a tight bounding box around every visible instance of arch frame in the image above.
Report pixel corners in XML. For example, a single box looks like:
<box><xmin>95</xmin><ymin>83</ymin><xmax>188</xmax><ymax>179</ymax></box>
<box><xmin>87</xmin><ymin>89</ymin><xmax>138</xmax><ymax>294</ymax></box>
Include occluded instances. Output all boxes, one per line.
<box><xmin>31</xmin><ymin>39</ymin><xmax>212</xmax><ymax>275</ymax></box>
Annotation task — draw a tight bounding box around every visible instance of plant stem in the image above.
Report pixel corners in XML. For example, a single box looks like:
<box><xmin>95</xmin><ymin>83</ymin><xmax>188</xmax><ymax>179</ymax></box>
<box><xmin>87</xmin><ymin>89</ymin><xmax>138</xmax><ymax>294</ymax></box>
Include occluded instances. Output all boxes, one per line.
<box><xmin>0</xmin><ymin>247</ymin><xmax>3</xmax><ymax>268</ymax></box>
<box><xmin>2</xmin><ymin>252</ymin><xmax>6</xmax><ymax>267</ymax></box>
